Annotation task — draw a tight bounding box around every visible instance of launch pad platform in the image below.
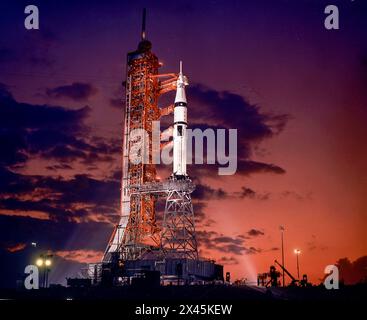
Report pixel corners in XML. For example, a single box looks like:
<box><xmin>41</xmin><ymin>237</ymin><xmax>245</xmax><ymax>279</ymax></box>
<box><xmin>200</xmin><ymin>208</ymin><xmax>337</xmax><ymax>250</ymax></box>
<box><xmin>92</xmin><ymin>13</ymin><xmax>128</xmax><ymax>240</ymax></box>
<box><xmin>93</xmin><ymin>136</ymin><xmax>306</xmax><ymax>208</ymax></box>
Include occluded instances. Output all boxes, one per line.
<box><xmin>87</xmin><ymin>258</ymin><xmax>223</xmax><ymax>287</ymax></box>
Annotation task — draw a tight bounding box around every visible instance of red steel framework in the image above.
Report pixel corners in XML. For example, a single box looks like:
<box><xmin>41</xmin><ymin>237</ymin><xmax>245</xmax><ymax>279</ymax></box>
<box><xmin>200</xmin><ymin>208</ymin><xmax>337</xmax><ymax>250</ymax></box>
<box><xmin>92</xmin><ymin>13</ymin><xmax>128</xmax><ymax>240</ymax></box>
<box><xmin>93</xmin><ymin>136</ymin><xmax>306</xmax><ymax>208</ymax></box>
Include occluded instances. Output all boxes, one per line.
<box><xmin>103</xmin><ymin>14</ymin><xmax>177</xmax><ymax>262</ymax></box>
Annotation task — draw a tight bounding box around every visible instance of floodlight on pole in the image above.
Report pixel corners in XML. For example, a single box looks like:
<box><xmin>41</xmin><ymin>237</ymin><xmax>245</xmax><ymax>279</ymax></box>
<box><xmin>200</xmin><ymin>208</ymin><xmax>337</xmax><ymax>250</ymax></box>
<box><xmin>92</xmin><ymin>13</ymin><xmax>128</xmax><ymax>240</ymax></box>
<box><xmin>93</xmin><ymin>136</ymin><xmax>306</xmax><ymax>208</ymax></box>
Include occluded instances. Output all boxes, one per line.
<box><xmin>36</xmin><ymin>258</ymin><xmax>44</xmax><ymax>267</ymax></box>
<box><xmin>294</xmin><ymin>249</ymin><xmax>301</xmax><ymax>279</ymax></box>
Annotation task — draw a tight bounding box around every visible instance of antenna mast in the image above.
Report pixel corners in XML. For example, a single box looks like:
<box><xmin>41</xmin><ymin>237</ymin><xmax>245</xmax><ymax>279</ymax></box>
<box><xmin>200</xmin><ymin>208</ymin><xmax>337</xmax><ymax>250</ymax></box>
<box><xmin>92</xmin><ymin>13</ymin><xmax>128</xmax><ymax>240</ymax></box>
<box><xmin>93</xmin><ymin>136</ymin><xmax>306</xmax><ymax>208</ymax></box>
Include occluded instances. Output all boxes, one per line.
<box><xmin>141</xmin><ymin>8</ymin><xmax>146</xmax><ymax>40</ymax></box>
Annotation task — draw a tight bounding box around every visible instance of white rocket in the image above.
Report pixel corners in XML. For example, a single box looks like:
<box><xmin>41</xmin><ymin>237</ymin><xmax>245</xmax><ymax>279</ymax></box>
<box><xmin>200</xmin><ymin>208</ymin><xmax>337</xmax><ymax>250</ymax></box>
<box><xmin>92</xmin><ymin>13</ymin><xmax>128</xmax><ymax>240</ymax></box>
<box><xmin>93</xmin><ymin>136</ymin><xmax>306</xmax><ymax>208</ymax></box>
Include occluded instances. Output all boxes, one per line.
<box><xmin>173</xmin><ymin>61</ymin><xmax>189</xmax><ymax>178</ymax></box>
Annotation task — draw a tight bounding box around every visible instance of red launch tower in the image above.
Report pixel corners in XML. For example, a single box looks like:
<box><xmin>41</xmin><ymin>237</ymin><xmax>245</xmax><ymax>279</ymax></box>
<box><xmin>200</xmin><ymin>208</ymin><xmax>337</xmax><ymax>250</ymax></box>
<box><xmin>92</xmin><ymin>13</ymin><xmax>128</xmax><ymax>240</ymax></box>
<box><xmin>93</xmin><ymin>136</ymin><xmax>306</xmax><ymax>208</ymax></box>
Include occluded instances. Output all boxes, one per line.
<box><xmin>103</xmin><ymin>9</ymin><xmax>178</xmax><ymax>262</ymax></box>
<box><xmin>93</xmin><ymin>10</ymin><xmax>222</xmax><ymax>285</ymax></box>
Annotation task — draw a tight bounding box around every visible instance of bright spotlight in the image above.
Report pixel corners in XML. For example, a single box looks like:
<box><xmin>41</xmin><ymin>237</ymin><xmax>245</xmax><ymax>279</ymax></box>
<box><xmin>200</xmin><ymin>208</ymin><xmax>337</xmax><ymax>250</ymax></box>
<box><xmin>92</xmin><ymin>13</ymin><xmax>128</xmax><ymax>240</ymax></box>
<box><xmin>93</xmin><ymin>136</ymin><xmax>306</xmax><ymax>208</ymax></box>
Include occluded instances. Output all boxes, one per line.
<box><xmin>36</xmin><ymin>258</ymin><xmax>44</xmax><ymax>267</ymax></box>
<box><xmin>45</xmin><ymin>259</ymin><xmax>52</xmax><ymax>267</ymax></box>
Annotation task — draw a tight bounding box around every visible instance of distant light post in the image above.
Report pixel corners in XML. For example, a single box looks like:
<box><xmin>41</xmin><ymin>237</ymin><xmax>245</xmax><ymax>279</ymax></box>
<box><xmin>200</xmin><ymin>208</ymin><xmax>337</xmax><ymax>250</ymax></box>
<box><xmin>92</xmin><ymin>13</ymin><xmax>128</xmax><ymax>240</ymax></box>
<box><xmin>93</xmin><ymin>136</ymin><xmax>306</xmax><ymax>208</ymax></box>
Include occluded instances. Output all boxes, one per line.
<box><xmin>294</xmin><ymin>249</ymin><xmax>301</xmax><ymax>279</ymax></box>
<box><xmin>35</xmin><ymin>254</ymin><xmax>53</xmax><ymax>288</ymax></box>
<box><xmin>279</xmin><ymin>226</ymin><xmax>285</xmax><ymax>287</ymax></box>
<box><xmin>36</xmin><ymin>258</ymin><xmax>44</xmax><ymax>267</ymax></box>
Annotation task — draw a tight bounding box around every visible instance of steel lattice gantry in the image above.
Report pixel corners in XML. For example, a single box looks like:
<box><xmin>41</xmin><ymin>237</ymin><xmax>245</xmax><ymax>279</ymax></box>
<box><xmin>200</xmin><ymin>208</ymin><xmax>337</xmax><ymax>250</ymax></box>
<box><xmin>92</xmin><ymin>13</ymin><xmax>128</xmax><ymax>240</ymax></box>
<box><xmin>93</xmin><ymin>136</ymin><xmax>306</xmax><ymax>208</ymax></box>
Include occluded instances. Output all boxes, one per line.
<box><xmin>161</xmin><ymin>184</ymin><xmax>198</xmax><ymax>260</ymax></box>
<box><xmin>102</xmin><ymin>34</ymin><xmax>180</xmax><ymax>262</ymax></box>
<box><xmin>128</xmin><ymin>178</ymin><xmax>199</xmax><ymax>261</ymax></box>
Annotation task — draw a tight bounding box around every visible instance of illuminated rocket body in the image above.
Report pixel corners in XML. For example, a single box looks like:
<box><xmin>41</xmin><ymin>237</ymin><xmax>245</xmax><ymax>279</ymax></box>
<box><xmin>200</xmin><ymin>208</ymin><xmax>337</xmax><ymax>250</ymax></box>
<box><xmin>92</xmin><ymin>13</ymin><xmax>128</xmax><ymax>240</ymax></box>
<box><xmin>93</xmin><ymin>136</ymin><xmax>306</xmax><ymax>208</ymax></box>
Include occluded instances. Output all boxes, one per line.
<box><xmin>173</xmin><ymin>61</ymin><xmax>189</xmax><ymax>178</ymax></box>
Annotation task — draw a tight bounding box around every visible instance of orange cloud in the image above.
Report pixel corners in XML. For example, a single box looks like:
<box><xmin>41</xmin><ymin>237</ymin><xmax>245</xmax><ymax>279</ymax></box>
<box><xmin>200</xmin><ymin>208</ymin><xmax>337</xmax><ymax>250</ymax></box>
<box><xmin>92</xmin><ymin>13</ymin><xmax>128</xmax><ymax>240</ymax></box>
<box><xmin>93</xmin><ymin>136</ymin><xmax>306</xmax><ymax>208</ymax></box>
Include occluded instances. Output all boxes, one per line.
<box><xmin>55</xmin><ymin>250</ymin><xmax>104</xmax><ymax>264</ymax></box>
<box><xmin>6</xmin><ymin>243</ymin><xmax>27</xmax><ymax>253</ymax></box>
<box><xmin>0</xmin><ymin>210</ymin><xmax>50</xmax><ymax>220</ymax></box>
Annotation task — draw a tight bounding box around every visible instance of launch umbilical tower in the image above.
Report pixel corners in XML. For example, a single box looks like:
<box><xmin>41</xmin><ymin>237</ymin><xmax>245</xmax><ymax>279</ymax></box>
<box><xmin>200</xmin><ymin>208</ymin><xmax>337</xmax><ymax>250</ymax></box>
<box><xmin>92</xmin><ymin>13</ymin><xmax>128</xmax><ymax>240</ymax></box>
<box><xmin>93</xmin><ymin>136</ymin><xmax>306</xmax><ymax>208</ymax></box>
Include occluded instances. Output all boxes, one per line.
<box><xmin>103</xmin><ymin>9</ymin><xmax>198</xmax><ymax>264</ymax></box>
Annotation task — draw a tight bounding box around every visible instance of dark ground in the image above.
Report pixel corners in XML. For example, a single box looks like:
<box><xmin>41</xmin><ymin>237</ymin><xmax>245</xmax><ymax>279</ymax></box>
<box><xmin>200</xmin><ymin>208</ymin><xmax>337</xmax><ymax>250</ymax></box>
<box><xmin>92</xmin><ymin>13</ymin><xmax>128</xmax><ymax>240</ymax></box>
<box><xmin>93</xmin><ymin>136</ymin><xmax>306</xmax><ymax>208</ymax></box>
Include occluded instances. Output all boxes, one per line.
<box><xmin>0</xmin><ymin>284</ymin><xmax>365</xmax><ymax>318</ymax></box>
<box><xmin>0</xmin><ymin>283</ymin><xmax>366</xmax><ymax>301</ymax></box>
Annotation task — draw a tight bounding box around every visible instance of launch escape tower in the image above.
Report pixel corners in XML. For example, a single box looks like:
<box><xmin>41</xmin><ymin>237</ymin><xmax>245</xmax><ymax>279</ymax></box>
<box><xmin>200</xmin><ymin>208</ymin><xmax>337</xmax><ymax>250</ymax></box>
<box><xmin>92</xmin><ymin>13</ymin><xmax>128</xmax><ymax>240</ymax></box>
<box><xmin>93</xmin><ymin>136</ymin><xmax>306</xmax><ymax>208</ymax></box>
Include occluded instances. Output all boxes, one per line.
<box><xmin>89</xmin><ymin>10</ymin><xmax>222</xmax><ymax>284</ymax></box>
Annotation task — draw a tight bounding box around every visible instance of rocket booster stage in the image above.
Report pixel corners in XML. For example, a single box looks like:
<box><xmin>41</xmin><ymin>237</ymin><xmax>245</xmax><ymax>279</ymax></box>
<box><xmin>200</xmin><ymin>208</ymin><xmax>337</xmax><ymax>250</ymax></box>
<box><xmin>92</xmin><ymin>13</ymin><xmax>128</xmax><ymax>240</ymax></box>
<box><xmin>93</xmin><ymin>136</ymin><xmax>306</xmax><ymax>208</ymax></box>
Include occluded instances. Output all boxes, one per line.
<box><xmin>173</xmin><ymin>61</ymin><xmax>189</xmax><ymax>178</ymax></box>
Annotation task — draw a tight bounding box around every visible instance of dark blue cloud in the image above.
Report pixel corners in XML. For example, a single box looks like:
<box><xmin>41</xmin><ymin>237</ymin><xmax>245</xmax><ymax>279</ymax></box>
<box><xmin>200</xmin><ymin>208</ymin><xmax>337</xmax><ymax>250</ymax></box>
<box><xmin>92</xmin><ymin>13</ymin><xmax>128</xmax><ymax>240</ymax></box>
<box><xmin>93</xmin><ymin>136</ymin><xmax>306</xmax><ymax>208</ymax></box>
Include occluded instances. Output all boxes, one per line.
<box><xmin>247</xmin><ymin>229</ymin><xmax>264</xmax><ymax>237</ymax></box>
<box><xmin>189</xmin><ymin>84</ymin><xmax>289</xmax><ymax>138</ymax></box>
<box><xmin>179</xmin><ymin>84</ymin><xmax>289</xmax><ymax>176</ymax></box>
<box><xmin>0</xmin><ymin>215</ymin><xmax>111</xmax><ymax>252</ymax></box>
<box><xmin>0</xmin><ymin>168</ymin><xmax>120</xmax><ymax>222</ymax></box>
<box><xmin>0</xmin><ymin>84</ymin><xmax>119</xmax><ymax>166</ymax></box>
<box><xmin>196</xmin><ymin>230</ymin><xmax>262</xmax><ymax>256</ymax></box>
<box><xmin>193</xmin><ymin>183</ymin><xmax>228</xmax><ymax>200</ymax></box>
<box><xmin>46</xmin><ymin>82</ymin><xmax>98</xmax><ymax>101</ymax></box>
<box><xmin>0</xmin><ymin>83</ymin><xmax>91</xmax><ymax>166</ymax></box>
<box><xmin>0</xmin><ymin>84</ymin><xmax>89</xmax><ymax>131</ymax></box>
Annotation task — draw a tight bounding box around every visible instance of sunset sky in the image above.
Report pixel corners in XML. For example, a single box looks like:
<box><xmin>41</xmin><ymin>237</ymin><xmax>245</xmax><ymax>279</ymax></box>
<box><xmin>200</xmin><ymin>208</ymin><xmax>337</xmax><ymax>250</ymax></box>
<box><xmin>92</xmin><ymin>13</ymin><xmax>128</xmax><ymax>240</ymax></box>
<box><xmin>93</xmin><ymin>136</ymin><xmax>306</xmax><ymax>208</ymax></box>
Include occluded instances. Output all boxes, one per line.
<box><xmin>0</xmin><ymin>0</ymin><xmax>366</xmax><ymax>287</ymax></box>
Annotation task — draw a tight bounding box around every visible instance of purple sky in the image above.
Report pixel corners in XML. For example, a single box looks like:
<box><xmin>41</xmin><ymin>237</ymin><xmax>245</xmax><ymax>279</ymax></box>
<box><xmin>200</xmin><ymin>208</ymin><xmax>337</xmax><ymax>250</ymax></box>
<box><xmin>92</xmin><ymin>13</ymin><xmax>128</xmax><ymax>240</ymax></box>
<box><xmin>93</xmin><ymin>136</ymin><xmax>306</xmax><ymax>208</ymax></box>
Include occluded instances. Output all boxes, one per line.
<box><xmin>0</xmin><ymin>0</ymin><xmax>366</xmax><ymax>287</ymax></box>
